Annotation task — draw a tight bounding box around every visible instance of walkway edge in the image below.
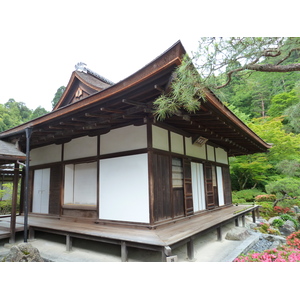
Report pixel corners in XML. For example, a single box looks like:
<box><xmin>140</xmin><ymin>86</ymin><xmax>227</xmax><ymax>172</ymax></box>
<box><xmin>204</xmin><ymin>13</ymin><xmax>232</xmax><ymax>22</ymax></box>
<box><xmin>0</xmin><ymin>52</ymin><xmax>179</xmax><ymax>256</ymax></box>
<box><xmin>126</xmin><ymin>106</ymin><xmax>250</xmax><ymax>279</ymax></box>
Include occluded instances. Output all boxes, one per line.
<box><xmin>221</xmin><ymin>232</ymin><xmax>261</xmax><ymax>262</ymax></box>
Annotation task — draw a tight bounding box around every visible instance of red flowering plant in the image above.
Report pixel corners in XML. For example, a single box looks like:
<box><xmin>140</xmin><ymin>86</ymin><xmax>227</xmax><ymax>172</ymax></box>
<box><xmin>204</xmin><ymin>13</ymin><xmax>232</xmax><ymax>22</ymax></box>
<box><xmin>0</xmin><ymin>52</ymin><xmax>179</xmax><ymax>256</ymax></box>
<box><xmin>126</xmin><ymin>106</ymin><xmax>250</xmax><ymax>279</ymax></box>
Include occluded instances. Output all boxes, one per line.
<box><xmin>255</xmin><ymin>194</ymin><xmax>276</xmax><ymax>202</ymax></box>
<box><xmin>273</xmin><ymin>206</ymin><xmax>293</xmax><ymax>215</ymax></box>
<box><xmin>286</xmin><ymin>230</ymin><xmax>300</xmax><ymax>249</ymax></box>
<box><xmin>234</xmin><ymin>246</ymin><xmax>300</xmax><ymax>262</ymax></box>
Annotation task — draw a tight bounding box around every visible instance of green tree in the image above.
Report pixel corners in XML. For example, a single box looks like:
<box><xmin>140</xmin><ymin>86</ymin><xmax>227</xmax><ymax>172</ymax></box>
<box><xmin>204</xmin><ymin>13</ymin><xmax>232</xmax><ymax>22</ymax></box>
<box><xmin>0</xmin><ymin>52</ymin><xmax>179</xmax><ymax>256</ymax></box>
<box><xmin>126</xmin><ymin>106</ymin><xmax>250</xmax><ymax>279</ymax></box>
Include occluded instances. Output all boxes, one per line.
<box><xmin>154</xmin><ymin>37</ymin><xmax>300</xmax><ymax>120</ymax></box>
<box><xmin>230</xmin><ymin>154</ymin><xmax>273</xmax><ymax>190</ymax></box>
<box><xmin>31</xmin><ymin>106</ymin><xmax>49</xmax><ymax>119</ymax></box>
<box><xmin>52</xmin><ymin>86</ymin><xmax>65</xmax><ymax>109</ymax></box>
<box><xmin>268</xmin><ymin>89</ymin><xmax>299</xmax><ymax>117</ymax></box>
<box><xmin>284</xmin><ymin>101</ymin><xmax>300</xmax><ymax>133</ymax></box>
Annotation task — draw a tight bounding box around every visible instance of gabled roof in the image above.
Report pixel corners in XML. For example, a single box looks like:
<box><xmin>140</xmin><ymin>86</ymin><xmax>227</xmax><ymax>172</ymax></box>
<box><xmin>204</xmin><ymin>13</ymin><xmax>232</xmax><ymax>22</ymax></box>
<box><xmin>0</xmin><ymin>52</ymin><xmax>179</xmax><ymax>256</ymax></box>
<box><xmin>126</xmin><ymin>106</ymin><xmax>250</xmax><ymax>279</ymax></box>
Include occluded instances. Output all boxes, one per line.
<box><xmin>0</xmin><ymin>41</ymin><xmax>271</xmax><ymax>156</ymax></box>
<box><xmin>54</xmin><ymin>63</ymin><xmax>114</xmax><ymax>110</ymax></box>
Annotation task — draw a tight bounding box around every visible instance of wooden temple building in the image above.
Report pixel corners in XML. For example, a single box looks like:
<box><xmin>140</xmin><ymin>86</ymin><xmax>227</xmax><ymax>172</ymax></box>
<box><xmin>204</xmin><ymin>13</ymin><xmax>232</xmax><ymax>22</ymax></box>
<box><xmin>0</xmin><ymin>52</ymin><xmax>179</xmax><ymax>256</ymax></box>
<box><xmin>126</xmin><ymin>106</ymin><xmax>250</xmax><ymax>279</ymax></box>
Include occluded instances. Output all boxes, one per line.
<box><xmin>0</xmin><ymin>41</ymin><xmax>271</xmax><ymax>261</ymax></box>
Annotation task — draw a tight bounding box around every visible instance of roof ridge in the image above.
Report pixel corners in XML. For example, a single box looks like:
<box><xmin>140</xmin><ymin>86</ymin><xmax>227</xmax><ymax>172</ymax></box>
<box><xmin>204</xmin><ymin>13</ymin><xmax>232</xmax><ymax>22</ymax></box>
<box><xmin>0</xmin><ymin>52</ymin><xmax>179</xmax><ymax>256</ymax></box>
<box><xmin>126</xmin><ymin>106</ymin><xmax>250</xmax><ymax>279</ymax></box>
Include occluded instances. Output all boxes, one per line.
<box><xmin>75</xmin><ymin>62</ymin><xmax>114</xmax><ymax>85</ymax></box>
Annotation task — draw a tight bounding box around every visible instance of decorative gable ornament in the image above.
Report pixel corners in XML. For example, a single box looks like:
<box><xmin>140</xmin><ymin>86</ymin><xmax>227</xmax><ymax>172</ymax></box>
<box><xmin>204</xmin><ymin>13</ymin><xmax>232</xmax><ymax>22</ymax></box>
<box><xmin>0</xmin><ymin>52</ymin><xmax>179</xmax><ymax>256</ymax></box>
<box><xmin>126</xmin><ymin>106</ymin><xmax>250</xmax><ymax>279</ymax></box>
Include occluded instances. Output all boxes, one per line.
<box><xmin>75</xmin><ymin>62</ymin><xmax>88</xmax><ymax>73</ymax></box>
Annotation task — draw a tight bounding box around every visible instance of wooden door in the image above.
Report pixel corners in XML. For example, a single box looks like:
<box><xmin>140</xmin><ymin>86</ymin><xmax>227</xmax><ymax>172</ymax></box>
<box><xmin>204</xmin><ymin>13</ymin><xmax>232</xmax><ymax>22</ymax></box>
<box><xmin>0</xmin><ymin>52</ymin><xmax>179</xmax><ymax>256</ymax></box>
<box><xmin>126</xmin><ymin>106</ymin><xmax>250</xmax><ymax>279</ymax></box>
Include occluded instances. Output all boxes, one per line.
<box><xmin>183</xmin><ymin>159</ymin><xmax>193</xmax><ymax>216</ymax></box>
<box><xmin>32</xmin><ymin>168</ymin><xmax>50</xmax><ymax>214</ymax></box>
<box><xmin>153</xmin><ymin>153</ymin><xmax>172</xmax><ymax>222</ymax></box>
<box><xmin>204</xmin><ymin>164</ymin><xmax>218</xmax><ymax>209</ymax></box>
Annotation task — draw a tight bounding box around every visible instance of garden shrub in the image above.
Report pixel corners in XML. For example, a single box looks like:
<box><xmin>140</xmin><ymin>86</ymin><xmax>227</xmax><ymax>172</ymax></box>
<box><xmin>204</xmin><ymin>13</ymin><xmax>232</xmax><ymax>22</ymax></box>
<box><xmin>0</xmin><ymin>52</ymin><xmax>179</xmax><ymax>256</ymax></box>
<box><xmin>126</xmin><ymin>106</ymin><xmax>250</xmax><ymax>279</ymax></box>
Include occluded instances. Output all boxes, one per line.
<box><xmin>232</xmin><ymin>189</ymin><xmax>263</xmax><ymax>204</ymax></box>
<box><xmin>286</xmin><ymin>230</ymin><xmax>300</xmax><ymax>249</ymax></box>
<box><xmin>255</xmin><ymin>194</ymin><xmax>276</xmax><ymax>202</ymax></box>
<box><xmin>273</xmin><ymin>206</ymin><xmax>293</xmax><ymax>215</ymax></box>
<box><xmin>256</xmin><ymin>223</ymin><xmax>280</xmax><ymax>235</ymax></box>
<box><xmin>280</xmin><ymin>214</ymin><xmax>299</xmax><ymax>228</ymax></box>
<box><xmin>272</xmin><ymin>218</ymin><xmax>284</xmax><ymax>228</ymax></box>
<box><xmin>259</xmin><ymin>202</ymin><xmax>277</xmax><ymax>219</ymax></box>
<box><xmin>266</xmin><ymin>178</ymin><xmax>300</xmax><ymax>198</ymax></box>
<box><xmin>0</xmin><ymin>200</ymin><xmax>12</xmax><ymax>215</ymax></box>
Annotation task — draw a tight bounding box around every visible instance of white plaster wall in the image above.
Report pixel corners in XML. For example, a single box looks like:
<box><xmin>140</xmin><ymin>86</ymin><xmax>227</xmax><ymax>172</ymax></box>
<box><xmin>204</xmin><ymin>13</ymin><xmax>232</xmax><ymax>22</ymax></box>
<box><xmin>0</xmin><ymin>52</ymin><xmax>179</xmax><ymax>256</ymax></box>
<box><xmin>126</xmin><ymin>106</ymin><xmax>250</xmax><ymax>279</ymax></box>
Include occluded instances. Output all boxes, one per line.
<box><xmin>99</xmin><ymin>153</ymin><xmax>149</xmax><ymax>223</ymax></box>
<box><xmin>215</xmin><ymin>148</ymin><xmax>228</xmax><ymax>165</ymax></box>
<box><xmin>152</xmin><ymin>125</ymin><xmax>169</xmax><ymax>151</ymax></box>
<box><xmin>170</xmin><ymin>132</ymin><xmax>184</xmax><ymax>154</ymax></box>
<box><xmin>100</xmin><ymin>125</ymin><xmax>147</xmax><ymax>155</ymax></box>
<box><xmin>207</xmin><ymin>145</ymin><xmax>215</xmax><ymax>161</ymax></box>
<box><xmin>185</xmin><ymin>137</ymin><xmax>207</xmax><ymax>159</ymax></box>
<box><xmin>30</xmin><ymin>144</ymin><xmax>62</xmax><ymax>166</ymax></box>
<box><xmin>64</xmin><ymin>136</ymin><xmax>98</xmax><ymax>160</ymax></box>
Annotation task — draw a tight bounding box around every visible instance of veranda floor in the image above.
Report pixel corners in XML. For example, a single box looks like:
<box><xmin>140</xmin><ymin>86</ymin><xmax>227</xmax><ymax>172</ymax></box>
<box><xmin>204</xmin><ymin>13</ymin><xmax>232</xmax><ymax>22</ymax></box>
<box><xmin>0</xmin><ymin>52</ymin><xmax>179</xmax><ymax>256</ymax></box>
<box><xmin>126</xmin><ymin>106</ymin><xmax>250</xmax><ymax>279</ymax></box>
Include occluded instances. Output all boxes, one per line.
<box><xmin>0</xmin><ymin>204</ymin><xmax>259</xmax><ymax>261</ymax></box>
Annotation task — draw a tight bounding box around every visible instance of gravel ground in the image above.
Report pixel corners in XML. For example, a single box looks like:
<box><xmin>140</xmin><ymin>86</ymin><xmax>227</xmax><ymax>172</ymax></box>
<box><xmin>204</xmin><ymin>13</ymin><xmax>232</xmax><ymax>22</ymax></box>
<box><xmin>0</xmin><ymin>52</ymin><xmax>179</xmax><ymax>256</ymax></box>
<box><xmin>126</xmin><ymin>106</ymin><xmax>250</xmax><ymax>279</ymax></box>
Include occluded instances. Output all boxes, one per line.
<box><xmin>247</xmin><ymin>236</ymin><xmax>273</xmax><ymax>253</ymax></box>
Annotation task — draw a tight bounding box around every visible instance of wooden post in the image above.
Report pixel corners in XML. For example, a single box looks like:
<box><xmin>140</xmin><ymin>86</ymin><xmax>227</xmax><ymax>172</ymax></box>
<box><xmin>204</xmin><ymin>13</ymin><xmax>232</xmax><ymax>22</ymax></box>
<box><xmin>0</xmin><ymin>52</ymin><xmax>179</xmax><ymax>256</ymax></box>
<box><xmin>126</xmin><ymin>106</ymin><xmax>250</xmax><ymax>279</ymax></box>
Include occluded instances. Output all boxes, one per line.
<box><xmin>162</xmin><ymin>246</ymin><xmax>172</xmax><ymax>262</ymax></box>
<box><xmin>235</xmin><ymin>218</ymin><xmax>239</xmax><ymax>226</ymax></box>
<box><xmin>29</xmin><ymin>227</ymin><xmax>35</xmax><ymax>239</ymax></box>
<box><xmin>217</xmin><ymin>226</ymin><xmax>222</xmax><ymax>241</ymax></box>
<box><xmin>9</xmin><ymin>162</ymin><xmax>20</xmax><ymax>244</ymax></box>
<box><xmin>252</xmin><ymin>210</ymin><xmax>256</xmax><ymax>223</ymax></box>
<box><xmin>187</xmin><ymin>238</ymin><xmax>194</xmax><ymax>261</ymax></box>
<box><xmin>241</xmin><ymin>215</ymin><xmax>246</xmax><ymax>227</ymax></box>
<box><xmin>66</xmin><ymin>234</ymin><xmax>73</xmax><ymax>251</ymax></box>
<box><xmin>121</xmin><ymin>241</ymin><xmax>128</xmax><ymax>262</ymax></box>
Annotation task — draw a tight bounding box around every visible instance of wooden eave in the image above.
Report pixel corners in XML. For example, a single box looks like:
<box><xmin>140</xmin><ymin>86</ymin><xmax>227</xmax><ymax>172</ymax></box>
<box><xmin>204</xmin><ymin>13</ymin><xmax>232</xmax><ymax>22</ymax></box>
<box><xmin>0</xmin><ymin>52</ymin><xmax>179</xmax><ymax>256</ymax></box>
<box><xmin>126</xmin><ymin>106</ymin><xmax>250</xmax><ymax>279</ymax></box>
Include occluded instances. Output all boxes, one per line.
<box><xmin>0</xmin><ymin>41</ymin><xmax>270</xmax><ymax>156</ymax></box>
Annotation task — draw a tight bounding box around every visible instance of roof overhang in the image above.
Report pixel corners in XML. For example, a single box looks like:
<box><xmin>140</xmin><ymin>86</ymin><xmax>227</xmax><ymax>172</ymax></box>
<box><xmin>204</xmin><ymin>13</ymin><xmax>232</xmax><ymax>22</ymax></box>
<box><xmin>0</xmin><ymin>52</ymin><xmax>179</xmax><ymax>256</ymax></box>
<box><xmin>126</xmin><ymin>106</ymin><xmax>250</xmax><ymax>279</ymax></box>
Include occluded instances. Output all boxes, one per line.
<box><xmin>0</xmin><ymin>41</ymin><xmax>271</xmax><ymax>157</ymax></box>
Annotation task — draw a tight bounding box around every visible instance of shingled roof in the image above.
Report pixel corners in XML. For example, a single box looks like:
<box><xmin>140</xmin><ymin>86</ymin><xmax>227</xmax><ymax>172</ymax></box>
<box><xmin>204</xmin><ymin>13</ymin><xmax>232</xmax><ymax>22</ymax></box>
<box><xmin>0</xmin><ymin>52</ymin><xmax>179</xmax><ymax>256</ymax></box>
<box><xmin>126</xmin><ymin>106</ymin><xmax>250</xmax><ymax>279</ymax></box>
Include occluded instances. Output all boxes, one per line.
<box><xmin>0</xmin><ymin>140</ymin><xmax>26</xmax><ymax>163</ymax></box>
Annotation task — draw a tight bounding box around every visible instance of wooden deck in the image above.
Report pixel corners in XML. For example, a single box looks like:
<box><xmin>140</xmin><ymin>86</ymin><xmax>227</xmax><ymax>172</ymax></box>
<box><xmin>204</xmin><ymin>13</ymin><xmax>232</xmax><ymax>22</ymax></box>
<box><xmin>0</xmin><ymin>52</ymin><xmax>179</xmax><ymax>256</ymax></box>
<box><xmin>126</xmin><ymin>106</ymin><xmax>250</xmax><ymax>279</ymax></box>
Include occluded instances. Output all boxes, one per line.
<box><xmin>0</xmin><ymin>205</ymin><xmax>259</xmax><ymax>261</ymax></box>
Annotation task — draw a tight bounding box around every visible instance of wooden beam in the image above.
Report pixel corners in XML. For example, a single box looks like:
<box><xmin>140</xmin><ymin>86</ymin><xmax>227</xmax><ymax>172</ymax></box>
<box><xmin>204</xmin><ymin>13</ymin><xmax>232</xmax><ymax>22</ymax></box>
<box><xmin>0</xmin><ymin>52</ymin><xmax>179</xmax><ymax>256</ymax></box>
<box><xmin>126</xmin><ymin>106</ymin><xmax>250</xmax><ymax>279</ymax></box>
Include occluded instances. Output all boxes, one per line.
<box><xmin>100</xmin><ymin>107</ymin><xmax>124</xmax><ymax>114</ymax></box>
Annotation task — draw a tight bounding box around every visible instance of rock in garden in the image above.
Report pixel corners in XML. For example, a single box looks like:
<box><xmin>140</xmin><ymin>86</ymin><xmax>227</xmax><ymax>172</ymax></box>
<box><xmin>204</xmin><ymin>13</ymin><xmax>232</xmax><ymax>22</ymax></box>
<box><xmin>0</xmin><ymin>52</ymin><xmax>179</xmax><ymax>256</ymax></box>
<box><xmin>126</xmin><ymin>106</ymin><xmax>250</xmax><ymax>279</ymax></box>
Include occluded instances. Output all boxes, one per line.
<box><xmin>279</xmin><ymin>224</ymin><xmax>295</xmax><ymax>237</ymax></box>
<box><xmin>3</xmin><ymin>243</ymin><xmax>44</xmax><ymax>262</ymax></box>
<box><xmin>225</xmin><ymin>227</ymin><xmax>251</xmax><ymax>241</ymax></box>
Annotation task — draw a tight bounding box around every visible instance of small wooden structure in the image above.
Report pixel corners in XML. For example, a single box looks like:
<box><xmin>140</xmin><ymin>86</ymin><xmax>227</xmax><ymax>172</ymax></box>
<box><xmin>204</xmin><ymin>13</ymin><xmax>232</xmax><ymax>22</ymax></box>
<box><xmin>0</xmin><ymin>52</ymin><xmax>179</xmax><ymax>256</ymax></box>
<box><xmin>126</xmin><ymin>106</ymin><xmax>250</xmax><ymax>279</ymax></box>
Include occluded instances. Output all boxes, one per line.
<box><xmin>0</xmin><ymin>41</ymin><xmax>270</xmax><ymax>260</ymax></box>
<box><xmin>0</xmin><ymin>140</ymin><xmax>26</xmax><ymax>243</ymax></box>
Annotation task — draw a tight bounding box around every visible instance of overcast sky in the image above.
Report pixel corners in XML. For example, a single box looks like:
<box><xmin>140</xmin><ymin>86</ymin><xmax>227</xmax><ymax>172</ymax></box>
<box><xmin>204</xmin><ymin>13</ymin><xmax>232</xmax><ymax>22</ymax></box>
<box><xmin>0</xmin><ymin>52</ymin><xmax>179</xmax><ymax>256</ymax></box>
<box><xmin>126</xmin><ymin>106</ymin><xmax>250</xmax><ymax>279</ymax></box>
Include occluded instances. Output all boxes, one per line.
<box><xmin>0</xmin><ymin>0</ymin><xmax>295</xmax><ymax>111</ymax></box>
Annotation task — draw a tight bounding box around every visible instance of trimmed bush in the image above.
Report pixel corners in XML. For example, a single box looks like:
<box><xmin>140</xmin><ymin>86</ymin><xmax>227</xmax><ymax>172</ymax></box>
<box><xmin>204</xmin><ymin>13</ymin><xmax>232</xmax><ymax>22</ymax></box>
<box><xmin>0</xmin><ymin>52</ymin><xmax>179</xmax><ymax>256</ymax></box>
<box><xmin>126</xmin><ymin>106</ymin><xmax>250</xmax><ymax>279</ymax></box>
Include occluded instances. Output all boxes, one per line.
<box><xmin>255</xmin><ymin>194</ymin><xmax>276</xmax><ymax>202</ymax></box>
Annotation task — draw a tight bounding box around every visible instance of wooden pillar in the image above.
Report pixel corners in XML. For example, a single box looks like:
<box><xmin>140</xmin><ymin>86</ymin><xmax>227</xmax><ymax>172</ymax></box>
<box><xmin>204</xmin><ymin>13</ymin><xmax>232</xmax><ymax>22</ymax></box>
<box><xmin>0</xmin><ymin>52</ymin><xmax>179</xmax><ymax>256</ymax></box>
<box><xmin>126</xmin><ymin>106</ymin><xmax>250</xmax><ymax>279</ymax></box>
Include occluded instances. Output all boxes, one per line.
<box><xmin>9</xmin><ymin>162</ymin><xmax>20</xmax><ymax>244</ymax></box>
<box><xmin>29</xmin><ymin>227</ymin><xmax>35</xmax><ymax>239</ymax></box>
<box><xmin>187</xmin><ymin>238</ymin><xmax>194</xmax><ymax>261</ymax></box>
<box><xmin>241</xmin><ymin>215</ymin><xmax>246</xmax><ymax>227</ymax></box>
<box><xmin>235</xmin><ymin>218</ymin><xmax>239</xmax><ymax>226</ymax></box>
<box><xmin>121</xmin><ymin>241</ymin><xmax>128</xmax><ymax>262</ymax></box>
<box><xmin>217</xmin><ymin>226</ymin><xmax>222</xmax><ymax>241</ymax></box>
<box><xmin>162</xmin><ymin>246</ymin><xmax>172</xmax><ymax>262</ymax></box>
<box><xmin>252</xmin><ymin>210</ymin><xmax>256</xmax><ymax>223</ymax></box>
<box><xmin>66</xmin><ymin>234</ymin><xmax>73</xmax><ymax>252</ymax></box>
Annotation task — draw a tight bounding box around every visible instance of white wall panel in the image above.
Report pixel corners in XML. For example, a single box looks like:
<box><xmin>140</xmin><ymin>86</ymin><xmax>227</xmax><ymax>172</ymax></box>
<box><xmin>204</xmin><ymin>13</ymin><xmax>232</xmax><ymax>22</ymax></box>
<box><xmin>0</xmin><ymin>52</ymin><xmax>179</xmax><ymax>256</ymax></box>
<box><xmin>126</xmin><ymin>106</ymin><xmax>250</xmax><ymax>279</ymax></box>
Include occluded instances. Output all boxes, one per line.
<box><xmin>30</xmin><ymin>144</ymin><xmax>62</xmax><ymax>166</ymax></box>
<box><xmin>64</xmin><ymin>136</ymin><xmax>97</xmax><ymax>160</ymax></box>
<box><xmin>170</xmin><ymin>132</ymin><xmax>184</xmax><ymax>154</ymax></box>
<box><xmin>215</xmin><ymin>148</ymin><xmax>228</xmax><ymax>164</ymax></box>
<box><xmin>185</xmin><ymin>137</ymin><xmax>207</xmax><ymax>159</ymax></box>
<box><xmin>100</xmin><ymin>125</ymin><xmax>147</xmax><ymax>155</ymax></box>
<box><xmin>99</xmin><ymin>153</ymin><xmax>149</xmax><ymax>223</ymax></box>
<box><xmin>152</xmin><ymin>125</ymin><xmax>169</xmax><ymax>151</ymax></box>
<box><xmin>207</xmin><ymin>145</ymin><xmax>215</xmax><ymax>161</ymax></box>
